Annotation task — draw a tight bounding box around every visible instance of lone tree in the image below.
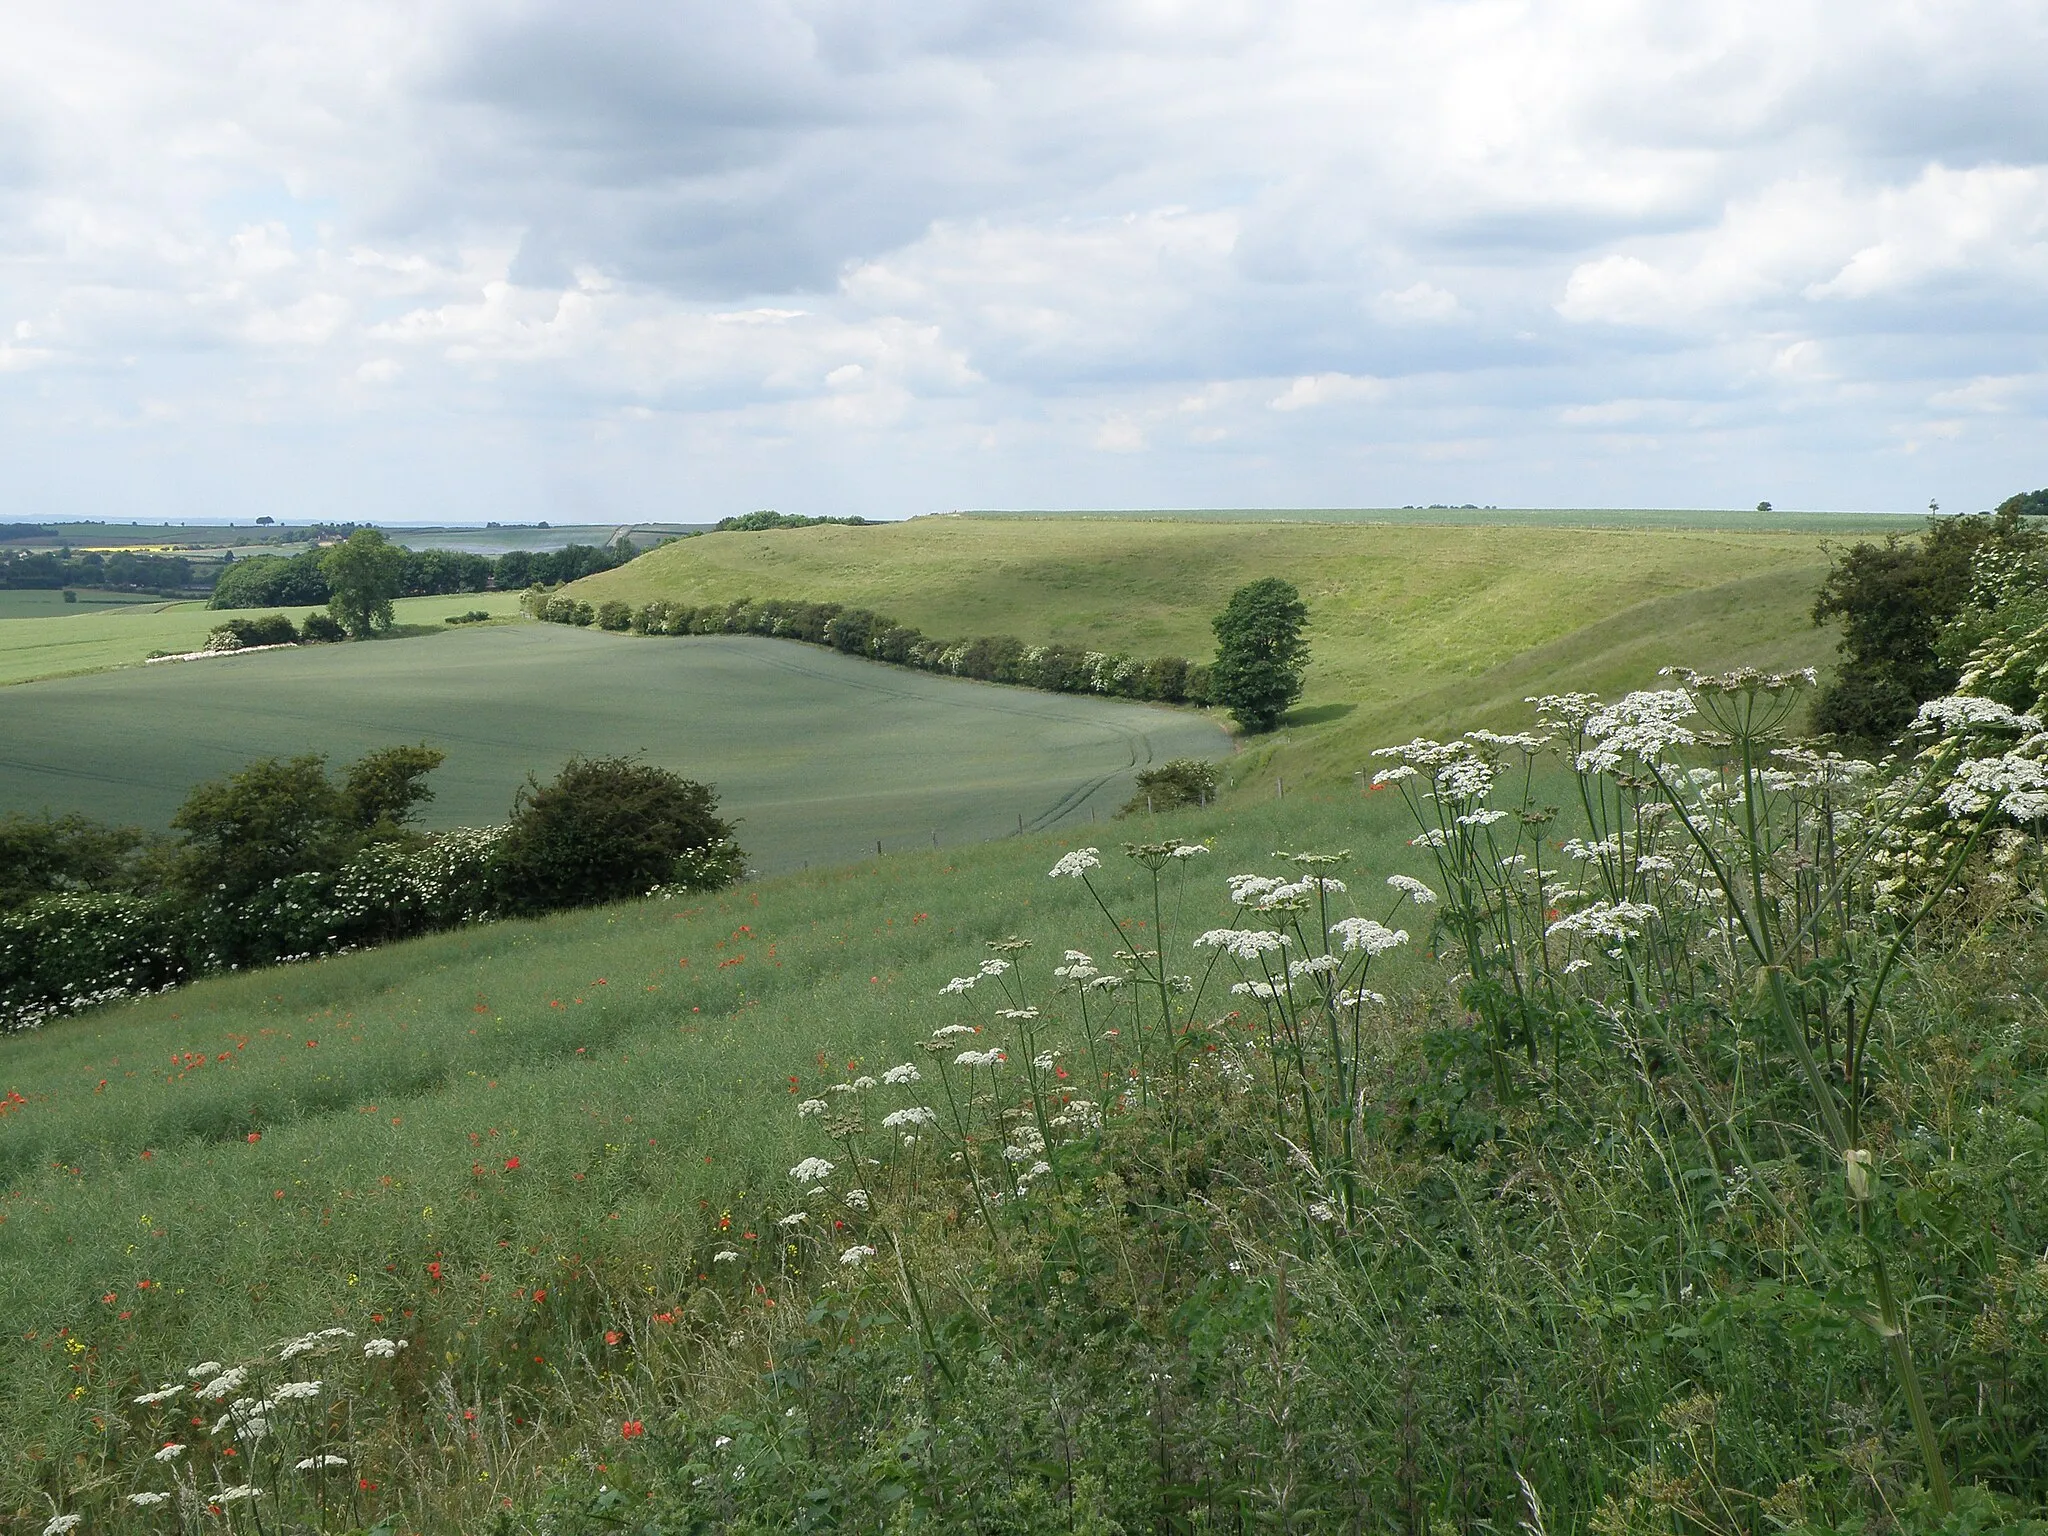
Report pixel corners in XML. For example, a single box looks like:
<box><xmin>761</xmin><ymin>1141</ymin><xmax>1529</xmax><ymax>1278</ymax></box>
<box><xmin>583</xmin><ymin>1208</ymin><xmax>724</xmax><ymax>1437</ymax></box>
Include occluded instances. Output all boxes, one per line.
<box><xmin>1210</xmin><ymin>577</ymin><xmax>1311</xmax><ymax>733</ymax></box>
<box><xmin>323</xmin><ymin>529</ymin><xmax>406</xmax><ymax>637</ymax></box>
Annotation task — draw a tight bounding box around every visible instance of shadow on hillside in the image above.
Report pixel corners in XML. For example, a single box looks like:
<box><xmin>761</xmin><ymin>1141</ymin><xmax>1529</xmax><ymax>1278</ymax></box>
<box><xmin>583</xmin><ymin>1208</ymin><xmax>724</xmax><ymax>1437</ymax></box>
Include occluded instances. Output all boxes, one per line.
<box><xmin>1286</xmin><ymin>702</ymin><xmax>1356</xmax><ymax>727</ymax></box>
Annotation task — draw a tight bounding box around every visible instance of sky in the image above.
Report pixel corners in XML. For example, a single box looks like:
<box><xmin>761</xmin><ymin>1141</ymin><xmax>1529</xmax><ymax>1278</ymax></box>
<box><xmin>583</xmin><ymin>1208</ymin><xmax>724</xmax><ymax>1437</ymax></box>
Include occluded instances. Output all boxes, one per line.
<box><xmin>1</xmin><ymin>0</ymin><xmax>2044</xmax><ymax>524</ymax></box>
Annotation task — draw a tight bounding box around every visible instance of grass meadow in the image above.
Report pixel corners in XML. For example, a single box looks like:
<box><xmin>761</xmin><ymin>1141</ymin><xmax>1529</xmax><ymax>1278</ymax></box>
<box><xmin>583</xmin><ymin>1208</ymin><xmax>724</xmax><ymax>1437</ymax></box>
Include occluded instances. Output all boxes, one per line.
<box><xmin>0</xmin><ymin>627</ymin><xmax>1227</xmax><ymax>870</ymax></box>
<box><xmin>0</xmin><ymin>592</ymin><xmax>530</xmax><ymax>689</ymax></box>
<box><xmin>567</xmin><ymin>514</ymin><xmax>1854</xmax><ymax>794</ymax></box>
<box><xmin>0</xmin><ymin>794</ymin><xmax>1414</xmax><ymax>1528</ymax></box>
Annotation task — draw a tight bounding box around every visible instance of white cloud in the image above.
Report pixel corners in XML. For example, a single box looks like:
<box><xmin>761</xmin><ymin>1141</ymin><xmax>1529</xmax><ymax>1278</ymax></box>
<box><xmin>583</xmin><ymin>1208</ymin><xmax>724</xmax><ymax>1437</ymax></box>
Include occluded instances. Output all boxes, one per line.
<box><xmin>0</xmin><ymin>0</ymin><xmax>2041</xmax><ymax>518</ymax></box>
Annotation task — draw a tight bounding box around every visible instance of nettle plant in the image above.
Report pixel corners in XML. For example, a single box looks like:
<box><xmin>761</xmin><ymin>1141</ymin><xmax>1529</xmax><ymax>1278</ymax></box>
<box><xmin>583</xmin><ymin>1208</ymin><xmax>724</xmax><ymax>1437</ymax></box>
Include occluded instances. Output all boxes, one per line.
<box><xmin>1370</xmin><ymin>666</ymin><xmax>2048</xmax><ymax>1512</ymax></box>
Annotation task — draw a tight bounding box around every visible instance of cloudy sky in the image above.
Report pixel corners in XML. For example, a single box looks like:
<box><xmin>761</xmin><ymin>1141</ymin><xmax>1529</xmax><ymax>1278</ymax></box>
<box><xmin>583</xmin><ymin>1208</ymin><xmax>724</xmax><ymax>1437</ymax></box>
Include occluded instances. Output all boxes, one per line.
<box><xmin>3</xmin><ymin>0</ymin><xmax>2044</xmax><ymax>523</ymax></box>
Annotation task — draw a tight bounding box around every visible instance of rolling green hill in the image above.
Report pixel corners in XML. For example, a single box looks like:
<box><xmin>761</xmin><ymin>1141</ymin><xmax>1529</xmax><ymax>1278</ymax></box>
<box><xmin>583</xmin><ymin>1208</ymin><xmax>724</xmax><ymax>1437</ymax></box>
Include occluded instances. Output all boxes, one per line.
<box><xmin>568</xmin><ymin>513</ymin><xmax>1850</xmax><ymax>788</ymax></box>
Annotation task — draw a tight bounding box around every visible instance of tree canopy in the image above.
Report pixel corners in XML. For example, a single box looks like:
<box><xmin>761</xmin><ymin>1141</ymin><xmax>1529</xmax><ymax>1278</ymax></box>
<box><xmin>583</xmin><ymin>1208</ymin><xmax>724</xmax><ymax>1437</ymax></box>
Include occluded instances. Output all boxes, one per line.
<box><xmin>323</xmin><ymin>529</ymin><xmax>406</xmax><ymax>637</ymax></box>
<box><xmin>1209</xmin><ymin>577</ymin><xmax>1311</xmax><ymax>734</ymax></box>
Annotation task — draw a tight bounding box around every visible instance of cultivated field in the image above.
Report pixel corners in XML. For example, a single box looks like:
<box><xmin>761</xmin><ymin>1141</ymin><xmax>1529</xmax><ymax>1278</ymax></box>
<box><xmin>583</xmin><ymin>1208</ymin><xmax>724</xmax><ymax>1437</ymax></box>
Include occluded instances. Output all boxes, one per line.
<box><xmin>0</xmin><ymin>589</ymin><xmax>167</xmax><ymax>619</ymax></box>
<box><xmin>0</xmin><ymin>591</ymin><xmax>528</xmax><ymax>687</ymax></box>
<box><xmin>0</xmin><ymin>625</ymin><xmax>1226</xmax><ymax>870</ymax></box>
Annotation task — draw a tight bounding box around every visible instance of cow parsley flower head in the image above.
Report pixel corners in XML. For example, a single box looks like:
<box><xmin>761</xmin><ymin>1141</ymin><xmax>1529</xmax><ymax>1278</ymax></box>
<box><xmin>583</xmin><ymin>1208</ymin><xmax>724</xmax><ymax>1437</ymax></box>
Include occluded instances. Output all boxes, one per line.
<box><xmin>1547</xmin><ymin>901</ymin><xmax>1660</xmax><ymax>942</ymax></box>
<box><xmin>1194</xmin><ymin>928</ymin><xmax>1289</xmax><ymax>960</ymax></box>
<box><xmin>1578</xmin><ymin>690</ymin><xmax>1696</xmax><ymax>772</ymax></box>
<box><xmin>1371</xmin><ymin>765</ymin><xmax>1418</xmax><ymax>785</ymax></box>
<box><xmin>43</xmin><ymin>1516</ymin><xmax>82</xmax><ymax>1536</ymax></box>
<box><xmin>364</xmin><ymin>1338</ymin><xmax>407</xmax><ymax>1359</ymax></box>
<box><xmin>216</xmin><ymin>1486</ymin><xmax>262</xmax><ymax>1505</ymax></box>
<box><xmin>938</xmin><ymin>976</ymin><xmax>976</xmax><ymax>995</ymax></box>
<box><xmin>134</xmin><ymin>1383</ymin><xmax>184</xmax><ymax>1406</ymax></box>
<box><xmin>1168</xmin><ymin>842</ymin><xmax>1210</xmax><ymax>858</ymax></box>
<box><xmin>1914</xmin><ymin>695</ymin><xmax>2043</xmax><ymax>735</ymax></box>
<box><xmin>194</xmin><ymin>1367</ymin><xmax>249</xmax><ymax>1401</ymax></box>
<box><xmin>881</xmin><ymin>1062</ymin><xmax>920</xmax><ymax>1085</ymax></box>
<box><xmin>153</xmin><ymin>1443</ymin><xmax>187</xmax><ymax>1462</ymax></box>
<box><xmin>1940</xmin><ymin>751</ymin><xmax>2048</xmax><ymax>822</ymax></box>
<box><xmin>296</xmin><ymin>1456</ymin><xmax>349</xmax><ymax>1471</ymax></box>
<box><xmin>1049</xmin><ymin>848</ymin><xmax>1101</xmax><ymax>879</ymax></box>
<box><xmin>882</xmin><ymin>1106</ymin><xmax>936</xmax><ymax>1129</ymax></box>
<box><xmin>185</xmin><ymin>1361</ymin><xmax>224</xmax><ymax>1380</ymax></box>
<box><xmin>931</xmin><ymin>1023</ymin><xmax>977</xmax><ymax>1038</ymax></box>
<box><xmin>269</xmin><ymin>1380</ymin><xmax>322</xmax><ymax>1402</ymax></box>
<box><xmin>843</xmin><ymin>1188</ymin><xmax>870</xmax><ymax>1211</ymax></box>
<box><xmin>1386</xmin><ymin>874</ymin><xmax>1437</xmax><ymax>905</ymax></box>
<box><xmin>978</xmin><ymin>958</ymin><xmax>1011</xmax><ymax>977</ymax></box>
<box><xmin>996</xmin><ymin>1007</ymin><xmax>1038</xmax><ymax>1020</ymax></box>
<box><xmin>713</xmin><ymin>1249</ymin><xmax>740</xmax><ymax>1263</ymax></box>
<box><xmin>954</xmin><ymin>1048</ymin><xmax>1006</xmax><ymax>1069</ymax></box>
<box><xmin>128</xmin><ymin>1492</ymin><xmax>174</xmax><ymax>1507</ymax></box>
<box><xmin>796</xmin><ymin>1098</ymin><xmax>827</xmax><ymax>1117</ymax></box>
<box><xmin>778</xmin><ymin>1211</ymin><xmax>807</xmax><ymax>1227</ymax></box>
<box><xmin>1329</xmin><ymin>918</ymin><xmax>1408</xmax><ymax>955</ymax></box>
<box><xmin>840</xmin><ymin>1245</ymin><xmax>878</xmax><ymax>1267</ymax></box>
<box><xmin>1289</xmin><ymin>955</ymin><xmax>1341</xmax><ymax>977</ymax></box>
<box><xmin>790</xmin><ymin>1157</ymin><xmax>836</xmax><ymax>1184</ymax></box>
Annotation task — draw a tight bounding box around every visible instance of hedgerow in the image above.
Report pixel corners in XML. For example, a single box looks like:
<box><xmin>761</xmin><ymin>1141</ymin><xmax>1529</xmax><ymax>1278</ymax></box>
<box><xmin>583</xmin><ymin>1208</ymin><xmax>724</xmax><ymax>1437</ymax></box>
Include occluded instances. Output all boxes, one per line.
<box><xmin>526</xmin><ymin>588</ymin><xmax>1213</xmax><ymax>705</ymax></box>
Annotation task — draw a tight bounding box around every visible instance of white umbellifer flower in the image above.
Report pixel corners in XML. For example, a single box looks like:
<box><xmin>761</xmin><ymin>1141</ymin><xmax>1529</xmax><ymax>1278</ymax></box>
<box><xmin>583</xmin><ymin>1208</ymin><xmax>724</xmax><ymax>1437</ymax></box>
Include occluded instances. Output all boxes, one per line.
<box><xmin>1636</xmin><ymin>854</ymin><xmax>1676</xmax><ymax>874</ymax></box>
<box><xmin>43</xmin><ymin>1515</ymin><xmax>82</xmax><ymax>1535</ymax></box>
<box><xmin>1289</xmin><ymin>954</ymin><xmax>1340</xmax><ymax>977</ymax></box>
<box><xmin>194</xmin><ymin>1367</ymin><xmax>248</xmax><ymax>1401</ymax></box>
<box><xmin>269</xmin><ymin>1380</ymin><xmax>322</xmax><ymax>1402</ymax></box>
<box><xmin>931</xmin><ymin>1024</ymin><xmax>976</xmax><ymax>1038</ymax></box>
<box><xmin>839</xmin><ymin>1245</ymin><xmax>878</xmax><ymax>1267</ymax></box>
<box><xmin>154</xmin><ymin>1443</ymin><xmax>187</xmax><ymax>1462</ymax></box>
<box><xmin>1386</xmin><ymin>874</ymin><xmax>1437</xmax><ymax>904</ymax></box>
<box><xmin>1227</xmin><ymin>874</ymin><xmax>1283</xmax><ymax>905</ymax></box>
<box><xmin>939</xmin><ymin>976</ymin><xmax>976</xmax><ymax>995</ymax></box>
<box><xmin>1913</xmin><ymin>695</ymin><xmax>2042</xmax><ymax>735</ymax></box>
<box><xmin>790</xmin><ymin>1157</ymin><xmax>836</xmax><ymax>1184</ymax></box>
<box><xmin>1049</xmin><ymin>848</ymin><xmax>1101</xmax><ymax>878</ymax></box>
<box><xmin>850</xmin><ymin>1075</ymin><xmax>877</xmax><ymax>1090</ymax></box>
<box><xmin>996</xmin><ymin>1007</ymin><xmax>1038</xmax><ymax>1020</ymax></box>
<box><xmin>1371</xmin><ymin>765</ymin><xmax>1418</xmax><ymax>785</ymax></box>
<box><xmin>1562</xmin><ymin>958</ymin><xmax>1593</xmax><ymax>975</ymax></box>
<box><xmin>1467</xmin><ymin>729</ymin><xmax>1550</xmax><ymax>752</ymax></box>
<box><xmin>1230</xmin><ymin>980</ymin><xmax>1281</xmax><ymax>999</ymax></box>
<box><xmin>129</xmin><ymin>1492</ymin><xmax>174</xmax><ymax>1507</ymax></box>
<box><xmin>1033</xmin><ymin>1051</ymin><xmax>1057</xmax><ymax>1071</ymax></box>
<box><xmin>363</xmin><ymin>1338</ymin><xmax>407</xmax><ymax>1360</ymax></box>
<box><xmin>825</xmin><ymin>1082</ymin><xmax>857</xmax><ymax>1093</ymax></box>
<box><xmin>881</xmin><ymin>1107</ymin><xmax>936</xmax><ymax>1129</ymax></box>
<box><xmin>296</xmin><ymin>1455</ymin><xmax>349</xmax><ymax>1471</ymax></box>
<box><xmin>134</xmin><ymin>1383</ymin><xmax>184</xmax><ymax>1405</ymax></box>
<box><xmin>713</xmin><ymin>1249</ymin><xmax>740</xmax><ymax>1263</ymax></box>
<box><xmin>954</xmin><ymin>1049</ymin><xmax>1005</xmax><ymax>1069</ymax></box>
<box><xmin>1437</xmin><ymin>756</ymin><xmax>1494</xmax><ymax>802</ymax></box>
<box><xmin>1940</xmin><ymin>751</ymin><xmax>2048</xmax><ymax>822</ymax></box>
<box><xmin>1410</xmin><ymin>829</ymin><xmax>1451</xmax><ymax>849</ymax></box>
<box><xmin>714</xmin><ymin>1435</ymin><xmax>733</xmax><ymax>1449</ymax></box>
<box><xmin>239</xmin><ymin>1416</ymin><xmax>272</xmax><ymax>1444</ymax></box>
<box><xmin>1064</xmin><ymin>949</ymin><xmax>1092</xmax><ymax>962</ymax></box>
<box><xmin>796</xmin><ymin>1099</ymin><xmax>828</xmax><ymax>1117</ymax></box>
<box><xmin>843</xmin><ymin>1188</ymin><xmax>870</xmax><ymax>1211</ymax></box>
<box><xmin>1168</xmin><ymin>843</ymin><xmax>1209</xmax><ymax>859</ymax></box>
<box><xmin>881</xmin><ymin>1063</ymin><xmax>920</xmax><ymax>1085</ymax></box>
<box><xmin>1053</xmin><ymin>961</ymin><xmax>1098</xmax><ymax>979</ymax></box>
<box><xmin>1547</xmin><ymin>901</ymin><xmax>1660</xmax><ymax>942</ymax></box>
<box><xmin>1329</xmin><ymin>919</ymin><xmax>1408</xmax><ymax>955</ymax></box>
<box><xmin>1334</xmin><ymin>989</ymin><xmax>1385</xmax><ymax>1008</ymax></box>
<box><xmin>1194</xmin><ymin>928</ymin><xmax>1288</xmax><ymax>960</ymax></box>
<box><xmin>1086</xmin><ymin>974</ymin><xmax>1124</xmax><ymax>991</ymax></box>
<box><xmin>1306</xmin><ymin>1201</ymin><xmax>1337</xmax><ymax>1224</ymax></box>
<box><xmin>978</xmin><ymin>958</ymin><xmax>1011</xmax><ymax>977</ymax></box>
<box><xmin>1578</xmin><ymin>689</ymin><xmax>1697</xmax><ymax>772</ymax></box>
<box><xmin>217</xmin><ymin>1485</ymin><xmax>261</xmax><ymax>1504</ymax></box>
<box><xmin>185</xmin><ymin>1361</ymin><xmax>224</xmax><ymax>1380</ymax></box>
<box><xmin>1454</xmin><ymin>809</ymin><xmax>1508</xmax><ymax>827</ymax></box>
<box><xmin>777</xmin><ymin>1211</ymin><xmax>807</xmax><ymax>1227</ymax></box>
<box><xmin>1526</xmin><ymin>692</ymin><xmax>1602</xmax><ymax>729</ymax></box>
<box><xmin>316</xmin><ymin>1328</ymin><xmax>353</xmax><ymax>1340</ymax></box>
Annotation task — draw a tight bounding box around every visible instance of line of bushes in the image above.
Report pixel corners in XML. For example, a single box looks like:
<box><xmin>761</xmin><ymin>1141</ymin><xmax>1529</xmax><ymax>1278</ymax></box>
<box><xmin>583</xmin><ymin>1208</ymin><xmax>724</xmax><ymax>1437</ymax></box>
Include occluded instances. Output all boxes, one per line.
<box><xmin>1</xmin><ymin>753</ymin><xmax>744</xmax><ymax>1031</ymax></box>
<box><xmin>526</xmin><ymin>590</ymin><xmax>1215</xmax><ymax>706</ymax></box>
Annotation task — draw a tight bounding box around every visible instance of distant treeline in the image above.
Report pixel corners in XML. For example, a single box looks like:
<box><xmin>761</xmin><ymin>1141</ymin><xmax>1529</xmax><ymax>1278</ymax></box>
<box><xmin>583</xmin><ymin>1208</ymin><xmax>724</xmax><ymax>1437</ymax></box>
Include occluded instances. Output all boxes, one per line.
<box><xmin>1</xmin><ymin>547</ymin><xmax>196</xmax><ymax>591</ymax></box>
<box><xmin>210</xmin><ymin>542</ymin><xmax>635</xmax><ymax>609</ymax></box>
<box><xmin>0</xmin><ymin>524</ymin><xmax>56</xmax><ymax>542</ymax></box>
<box><xmin>706</xmin><ymin>510</ymin><xmax>872</xmax><ymax>533</ymax></box>
<box><xmin>527</xmin><ymin>591</ymin><xmax>1213</xmax><ymax>705</ymax></box>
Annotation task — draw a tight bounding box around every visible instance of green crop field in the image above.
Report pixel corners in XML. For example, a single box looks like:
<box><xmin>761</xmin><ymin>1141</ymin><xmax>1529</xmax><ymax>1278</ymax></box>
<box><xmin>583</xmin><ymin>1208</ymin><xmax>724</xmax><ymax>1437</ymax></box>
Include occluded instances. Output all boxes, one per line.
<box><xmin>0</xmin><ymin>625</ymin><xmax>1226</xmax><ymax>870</ymax></box>
<box><xmin>970</xmin><ymin>504</ymin><xmax>1921</xmax><ymax>533</ymax></box>
<box><xmin>0</xmin><ymin>589</ymin><xmax>168</xmax><ymax>619</ymax></box>
<box><xmin>0</xmin><ymin>590</ymin><xmax>529</xmax><ymax>688</ymax></box>
<box><xmin>568</xmin><ymin>512</ymin><xmax>1855</xmax><ymax>788</ymax></box>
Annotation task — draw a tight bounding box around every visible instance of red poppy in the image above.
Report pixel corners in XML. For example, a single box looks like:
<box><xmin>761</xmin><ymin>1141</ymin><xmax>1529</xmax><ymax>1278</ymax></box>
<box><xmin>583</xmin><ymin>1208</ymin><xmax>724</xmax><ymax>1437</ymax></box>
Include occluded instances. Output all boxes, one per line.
<box><xmin>605</xmin><ymin>1330</ymin><xmax>622</xmax><ymax>1345</ymax></box>
<box><xmin>427</xmin><ymin>1261</ymin><xmax>443</xmax><ymax>1282</ymax></box>
<box><xmin>620</xmin><ymin>1420</ymin><xmax>645</xmax><ymax>1439</ymax></box>
<box><xmin>504</xmin><ymin>1156</ymin><xmax>520</xmax><ymax>1171</ymax></box>
<box><xmin>246</xmin><ymin>1132</ymin><xmax>261</xmax><ymax>1143</ymax></box>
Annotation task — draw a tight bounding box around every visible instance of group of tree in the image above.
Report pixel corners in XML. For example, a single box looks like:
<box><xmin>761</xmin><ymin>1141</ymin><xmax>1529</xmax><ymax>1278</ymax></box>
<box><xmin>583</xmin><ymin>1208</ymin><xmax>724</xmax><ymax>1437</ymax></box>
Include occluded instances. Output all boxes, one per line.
<box><xmin>0</xmin><ymin>547</ymin><xmax>196</xmax><ymax>591</ymax></box>
<box><xmin>1</xmin><ymin>752</ymin><xmax>742</xmax><ymax>1023</ymax></box>
<box><xmin>529</xmin><ymin>589</ymin><xmax>1217</xmax><ymax>706</ymax></box>
<box><xmin>1812</xmin><ymin>490</ymin><xmax>2048</xmax><ymax>740</ymax></box>
<box><xmin>706</xmin><ymin>510</ymin><xmax>874</xmax><ymax>533</ymax></box>
<box><xmin>210</xmin><ymin>535</ymin><xmax>639</xmax><ymax>614</ymax></box>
